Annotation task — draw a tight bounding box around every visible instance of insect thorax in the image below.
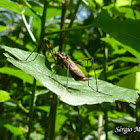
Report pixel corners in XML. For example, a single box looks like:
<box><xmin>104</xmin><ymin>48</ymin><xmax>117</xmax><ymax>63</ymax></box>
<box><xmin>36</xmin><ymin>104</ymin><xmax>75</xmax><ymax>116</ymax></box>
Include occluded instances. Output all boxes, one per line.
<box><xmin>55</xmin><ymin>51</ymin><xmax>69</xmax><ymax>66</ymax></box>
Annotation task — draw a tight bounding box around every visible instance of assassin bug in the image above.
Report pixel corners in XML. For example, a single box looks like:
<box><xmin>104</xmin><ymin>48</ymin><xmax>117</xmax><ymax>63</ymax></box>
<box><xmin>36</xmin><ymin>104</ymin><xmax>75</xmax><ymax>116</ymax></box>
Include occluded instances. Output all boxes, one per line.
<box><xmin>14</xmin><ymin>39</ymin><xmax>99</xmax><ymax>92</ymax></box>
<box><xmin>43</xmin><ymin>39</ymin><xmax>98</xmax><ymax>92</ymax></box>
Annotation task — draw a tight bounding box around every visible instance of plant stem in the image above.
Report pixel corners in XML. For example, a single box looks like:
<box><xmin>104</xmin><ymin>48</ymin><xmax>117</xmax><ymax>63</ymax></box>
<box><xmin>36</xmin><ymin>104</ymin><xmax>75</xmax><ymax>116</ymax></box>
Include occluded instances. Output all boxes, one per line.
<box><xmin>22</xmin><ymin>14</ymin><xmax>36</xmax><ymax>43</ymax></box>
<box><xmin>40</xmin><ymin>1</ymin><xmax>47</xmax><ymax>40</ymax></box>
<box><xmin>59</xmin><ymin>0</ymin><xmax>69</xmax><ymax>51</ymax></box>
<box><xmin>46</xmin><ymin>23</ymin><xmax>93</xmax><ymax>36</ymax></box>
<box><xmin>136</xmin><ymin>98</ymin><xmax>140</xmax><ymax>125</ymax></box>
<box><xmin>103</xmin><ymin>45</ymin><xmax>108</xmax><ymax>140</ymax></box>
<box><xmin>104</xmin><ymin>109</ymin><xmax>108</xmax><ymax>140</ymax></box>
<box><xmin>25</xmin><ymin>1</ymin><xmax>47</xmax><ymax>139</ymax></box>
<box><xmin>38</xmin><ymin>0</ymin><xmax>48</xmax><ymax>52</ymax></box>
<box><xmin>44</xmin><ymin>93</ymin><xmax>58</xmax><ymax>140</ymax></box>
<box><xmin>68</xmin><ymin>0</ymin><xmax>81</xmax><ymax>28</ymax></box>
<box><xmin>26</xmin><ymin>78</ymin><xmax>36</xmax><ymax>140</ymax></box>
<box><xmin>22</xmin><ymin>6</ymin><xmax>37</xmax><ymax>140</ymax></box>
<box><xmin>103</xmin><ymin>46</ymin><xmax>108</xmax><ymax>81</ymax></box>
<box><xmin>44</xmin><ymin>1</ymin><xmax>69</xmax><ymax>139</ymax></box>
<box><xmin>22</xmin><ymin>0</ymin><xmax>41</xmax><ymax>17</ymax></box>
<box><xmin>98</xmin><ymin>114</ymin><xmax>104</xmax><ymax>140</ymax></box>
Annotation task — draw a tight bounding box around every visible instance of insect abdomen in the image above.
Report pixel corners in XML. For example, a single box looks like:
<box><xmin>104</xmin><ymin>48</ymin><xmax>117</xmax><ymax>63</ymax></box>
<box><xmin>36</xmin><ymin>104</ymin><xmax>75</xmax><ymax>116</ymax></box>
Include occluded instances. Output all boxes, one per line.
<box><xmin>68</xmin><ymin>61</ymin><xmax>91</xmax><ymax>81</ymax></box>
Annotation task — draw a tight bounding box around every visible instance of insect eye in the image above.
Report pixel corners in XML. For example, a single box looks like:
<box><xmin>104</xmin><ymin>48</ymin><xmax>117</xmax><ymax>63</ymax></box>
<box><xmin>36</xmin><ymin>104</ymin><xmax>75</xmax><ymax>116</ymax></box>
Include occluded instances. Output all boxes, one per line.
<box><xmin>60</xmin><ymin>51</ymin><xmax>66</xmax><ymax>56</ymax></box>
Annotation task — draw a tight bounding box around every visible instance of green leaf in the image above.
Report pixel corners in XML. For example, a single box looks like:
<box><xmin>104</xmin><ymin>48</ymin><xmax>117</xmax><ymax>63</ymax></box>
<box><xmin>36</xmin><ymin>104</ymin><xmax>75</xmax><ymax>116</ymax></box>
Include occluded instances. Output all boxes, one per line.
<box><xmin>117</xmin><ymin>72</ymin><xmax>140</xmax><ymax>92</ymax></box>
<box><xmin>95</xmin><ymin>0</ymin><xmax>103</xmax><ymax>6</ymax></box>
<box><xmin>4</xmin><ymin>124</ymin><xmax>24</xmax><ymax>136</ymax></box>
<box><xmin>116</xmin><ymin>0</ymin><xmax>131</xmax><ymax>7</ymax></box>
<box><xmin>86</xmin><ymin>0</ymin><xmax>96</xmax><ymax>8</ymax></box>
<box><xmin>1</xmin><ymin>46</ymin><xmax>138</xmax><ymax>105</ymax></box>
<box><xmin>36</xmin><ymin>106</ymin><xmax>50</xmax><ymax>112</ymax></box>
<box><xmin>0</xmin><ymin>67</ymin><xmax>42</xmax><ymax>86</ymax></box>
<box><xmin>55</xmin><ymin>113</ymin><xmax>67</xmax><ymax>133</ymax></box>
<box><xmin>94</xmin><ymin>10</ymin><xmax>140</xmax><ymax>58</ymax></box>
<box><xmin>0</xmin><ymin>25</ymin><xmax>7</xmax><ymax>32</ymax></box>
<box><xmin>0</xmin><ymin>0</ymin><xmax>21</xmax><ymax>15</ymax></box>
<box><xmin>30</xmin><ymin>132</ymin><xmax>43</xmax><ymax>140</ymax></box>
<box><xmin>47</xmin><ymin>8</ymin><xmax>61</xmax><ymax>19</ymax></box>
<box><xmin>0</xmin><ymin>90</ymin><xmax>11</xmax><ymax>102</ymax></box>
<box><xmin>101</xmin><ymin>37</ymin><xmax>127</xmax><ymax>55</ymax></box>
<box><xmin>114</xmin><ymin>7</ymin><xmax>140</xmax><ymax>19</ymax></box>
<box><xmin>107</xmin><ymin>66</ymin><xmax>140</xmax><ymax>80</ymax></box>
<box><xmin>110</xmin><ymin>116</ymin><xmax>136</xmax><ymax>127</ymax></box>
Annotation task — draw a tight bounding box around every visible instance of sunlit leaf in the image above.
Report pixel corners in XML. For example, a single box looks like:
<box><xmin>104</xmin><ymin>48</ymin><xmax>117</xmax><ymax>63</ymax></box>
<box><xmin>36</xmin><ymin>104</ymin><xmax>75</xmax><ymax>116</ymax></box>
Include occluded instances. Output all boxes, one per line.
<box><xmin>86</xmin><ymin>0</ymin><xmax>96</xmax><ymax>8</ymax></box>
<box><xmin>1</xmin><ymin>46</ymin><xmax>138</xmax><ymax>105</ymax></box>
<box><xmin>0</xmin><ymin>25</ymin><xmax>7</xmax><ymax>32</ymax></box>
<box><xmin>4</xmin><ymin>124</ymin><xmax>24</xmax><ymax>136</ymax></box>
<box><xmin>116</xmin><ymin>0</ymin><xmax>131</xmax><ymax>7</ymax></box>
<box><xmin>55</xmin><ymin>113</ymin><xmax>67</xmax><ymax>133</ymax></box>
<box><xmin>95</xmin><ymin>0</ymin><xmax>103</xmax><ymax>6</ymax></box>
<box><xmin>117</xmin><ymin>72</ymin><xmax>140</xmax><ymax>92</ymax></box>
<box><xmin>36</xmin><ymin>106</ymin><xmax>50</xmax><ymax>112</ymax></box>
<box><xmin>115</xmin><ymin>7</ymin><xmax>140</xmax><ymax>19</ymax></box>
<box><xmin>0</xmin><ymin>90</ymin><xmax>10</xmax><ymax>102</ymax></box>
<box><xmin>47</xmin><ymin>8</ymin><xmax>61</xmax><ymax>19</ymax></box>
<box><xmin>0</xmin><ymin>0</ymin><xmax>21</xmax><ymax>15</ymax></box>
<box><xmin>107</xmin><ymin>66</ymin><xmax>140</xmax><ymax>80</ymax></box>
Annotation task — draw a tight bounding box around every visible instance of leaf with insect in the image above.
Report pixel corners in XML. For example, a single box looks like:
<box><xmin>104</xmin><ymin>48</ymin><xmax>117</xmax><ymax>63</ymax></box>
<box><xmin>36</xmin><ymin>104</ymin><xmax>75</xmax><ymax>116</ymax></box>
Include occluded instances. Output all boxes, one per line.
<box><xmin>1</xmin><ymin>46</ymin><xmax>138</xmax><ymax>106</ymax></box>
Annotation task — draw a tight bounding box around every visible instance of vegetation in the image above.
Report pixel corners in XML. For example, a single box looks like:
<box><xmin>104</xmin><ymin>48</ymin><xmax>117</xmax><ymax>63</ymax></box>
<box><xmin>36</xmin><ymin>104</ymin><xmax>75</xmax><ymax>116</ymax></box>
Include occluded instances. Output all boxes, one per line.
<box><xmin>0</xmin><ymin>0</ymin><xmax>140</xmax><ymax>140</ymax></box>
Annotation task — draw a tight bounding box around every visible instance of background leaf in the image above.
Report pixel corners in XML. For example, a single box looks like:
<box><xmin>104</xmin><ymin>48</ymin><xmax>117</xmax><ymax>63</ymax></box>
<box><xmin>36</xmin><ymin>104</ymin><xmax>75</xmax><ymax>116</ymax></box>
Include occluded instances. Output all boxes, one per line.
<box><xmin>0</xmin><ymin>67</ymin><xmax>42</xmax><ymax>86</ymax></box>
<box><xmin>4</xmin><ymin>124</ymin><xmax>24</xmax><ymax>136</ymax></box>
<box><xmin>117</xmin><ymin>72</ymin><xmax>140</xmax><ymax>92</ymax></box>
<box><xmin>0</xmin><ymin>25</ymin><xmax>7</xmax><ymax>32</ymax></box>
<box><xmin>0</xmin><ymin>0</ymin><xmax>21</xmax><ymax>15</ymax></box>
<box><xmin>0</xmin><ymin>90</ymin><xmax>10</xmax><ymax>102</ymax></box>
<box><xmin>94</xmin><ymin>10</ymin><xmax>140</xmax><ymax>58</ymax></box>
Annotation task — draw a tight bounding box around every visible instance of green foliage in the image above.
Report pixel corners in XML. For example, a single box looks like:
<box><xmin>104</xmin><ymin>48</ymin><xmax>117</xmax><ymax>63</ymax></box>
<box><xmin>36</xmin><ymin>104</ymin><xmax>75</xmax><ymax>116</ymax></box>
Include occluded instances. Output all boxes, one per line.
<box><xmin>94</xmin><ymin>10</ymin><xmax>140</xmax><ymax>58</ymax></box>
<box><xmin>0</xmin><ymin>0</ymin><xmax>21</xmax><ymax>14</ymax></box>
<box><xmin>0</xmin><ymin>0</ymin><xmax>140</xmax><ymax>140</ymax></box>
<box><xmin>117</xmin><ymin>72</ymin><xmax>140</xmax><ymax>92</ymax></box>
<box><xmin>4</xmin><ymin>124</ymin><xmax>24</xmax><ymax>136</ymax></box>
<box><xmin>0</xmin><ymin>67</ymin><xmax>41</xmax><ymax>85</ymax></box>
<box><xmin>0</xmin><ymin>90</ymin><xmax>10</xmax><ymax>102</ymax></box>
<box><xmin>0</xmin><ymin>25</ymin><xmax>7</xmax><ymax>32</ymax></box>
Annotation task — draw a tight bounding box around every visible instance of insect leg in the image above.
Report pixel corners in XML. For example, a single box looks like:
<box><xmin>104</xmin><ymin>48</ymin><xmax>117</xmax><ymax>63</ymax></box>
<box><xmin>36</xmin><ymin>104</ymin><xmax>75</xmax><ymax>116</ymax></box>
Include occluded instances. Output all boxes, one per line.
<box><xmin>24</xmin><ymin>39</ymin><xmax>56</xmax><ymax>62</ymax></box>
<box><xmin>91</xmin><ymin>58</ymin><xmax>98</xmax><ymax>92</ymax></box>
<box><xmin>77</xmin><ymin>58</ymin><xmax>98</xmax><ymax>92</ymax></box>
<box><xmin>87</xmin><ymin>59</ymin><xmax>90</xmax><ymax>86</ymax></box>
<box><xmin>66</xmin><ymin>63</ymin><xmax>70</xmax><ymax>90</ymax></box>
<box><xmin>9</xmin><ymin>39</ymin><xmax>45</xmax><ymax>63</ymax></box>
<box><xmin>23</xmin><ymin>47</ymin><xmax>39</xmax><ymax>62</ymax></box>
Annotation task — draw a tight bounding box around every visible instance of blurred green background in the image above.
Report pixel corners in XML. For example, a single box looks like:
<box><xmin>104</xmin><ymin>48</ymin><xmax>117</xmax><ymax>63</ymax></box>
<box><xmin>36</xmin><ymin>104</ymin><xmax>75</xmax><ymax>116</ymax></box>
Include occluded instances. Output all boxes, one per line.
<box><xmin>0</xmin><ymin>0</ymin><xmax>140</xmax><ymax>139</ymax></box>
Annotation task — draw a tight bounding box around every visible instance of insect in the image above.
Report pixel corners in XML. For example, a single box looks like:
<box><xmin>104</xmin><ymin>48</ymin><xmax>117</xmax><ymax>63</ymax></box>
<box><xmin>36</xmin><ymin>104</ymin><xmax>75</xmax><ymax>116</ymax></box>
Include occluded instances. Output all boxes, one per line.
<box><xmin>14</xmin><ymin>39</ymin><xmax>99</xmax><ymax>92</ymax></box>
<box><xmin>43</xmin><ymin>39</ymin><xmax>98</xmax><ymax>92</ymax></box>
